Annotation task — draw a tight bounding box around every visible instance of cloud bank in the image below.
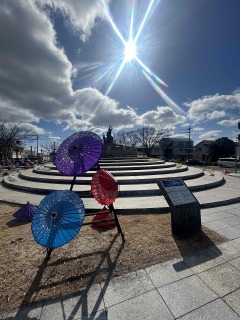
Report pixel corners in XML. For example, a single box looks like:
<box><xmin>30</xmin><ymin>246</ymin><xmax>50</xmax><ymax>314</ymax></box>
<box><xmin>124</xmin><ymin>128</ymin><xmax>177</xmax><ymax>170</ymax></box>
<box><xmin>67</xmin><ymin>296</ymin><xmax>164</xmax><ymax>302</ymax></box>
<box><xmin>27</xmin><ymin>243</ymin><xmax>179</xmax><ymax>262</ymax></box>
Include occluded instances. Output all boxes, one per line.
<box><xmin>0</xmin><ymin>0</ymin><xmax>188</xmax><ymax>133</ymax></box>
<box><xmin>0</xmin><ymin>0</ymin><xmax>239</xmax><ymax>143</ymax></box>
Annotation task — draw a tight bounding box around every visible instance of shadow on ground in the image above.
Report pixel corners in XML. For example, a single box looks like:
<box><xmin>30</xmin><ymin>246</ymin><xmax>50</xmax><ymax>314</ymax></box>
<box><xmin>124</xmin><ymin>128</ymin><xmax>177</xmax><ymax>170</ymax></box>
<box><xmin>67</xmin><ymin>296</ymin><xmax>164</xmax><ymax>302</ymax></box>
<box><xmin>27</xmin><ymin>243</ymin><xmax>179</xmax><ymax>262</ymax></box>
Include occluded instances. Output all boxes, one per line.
<box><xmin>173</xmin><ymin>229</ymin><xmax>222</xmax><ymax>271</ymax></box>
<box><xmin>5</xmin><ymin>233</ymin><xmax>124</xmax><ymax>320</ymax></box>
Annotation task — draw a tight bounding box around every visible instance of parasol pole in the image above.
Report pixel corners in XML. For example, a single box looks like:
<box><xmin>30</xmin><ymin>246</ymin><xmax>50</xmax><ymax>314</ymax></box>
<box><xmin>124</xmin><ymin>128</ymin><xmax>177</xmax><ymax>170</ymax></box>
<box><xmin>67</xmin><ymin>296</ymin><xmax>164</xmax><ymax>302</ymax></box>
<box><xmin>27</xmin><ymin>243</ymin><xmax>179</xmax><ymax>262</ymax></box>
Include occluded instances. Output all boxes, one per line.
<box><xmin>70</xmin><ymin>175</ymin><xmax>77</xmax><ymax>190</ymax></box>
<box><xmin>108</xmin><ymin>204</ymin><xmax>125</xmax><ymax>242</ymax></box>
<box><xmin>46</xmin><ymin>248</ymin><xmax>53</xmax><ymax>260</ymax></box>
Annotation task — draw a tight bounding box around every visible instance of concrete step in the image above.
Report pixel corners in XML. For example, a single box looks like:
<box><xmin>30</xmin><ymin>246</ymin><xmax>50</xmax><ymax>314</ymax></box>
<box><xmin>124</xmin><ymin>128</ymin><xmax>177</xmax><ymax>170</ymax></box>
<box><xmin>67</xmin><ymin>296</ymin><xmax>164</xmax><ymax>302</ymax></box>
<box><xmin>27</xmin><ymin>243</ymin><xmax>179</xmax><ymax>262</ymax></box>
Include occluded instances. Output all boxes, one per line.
<box><xmin>99</xmin><ymin>157</ymin><xmax>151</xmax><ymax>161</ymax></box>
<box><xmin>2</xmin><ymin>171</ymin><xmax>224</xmax><ymax>196</ymax></box>
<box><xmin>1</xmin><ymin>175</ymin><xmax>240</xmax><ymax>213</ymax></box>
<box><xmin>18</xmin><ymin>166</ymin><xmax>204</xmax><ymax>184</ymax></box>
<box><xmin>32</xmin><ymin>166</ymin><xmax>188</xmax><ymax>177</ymax></box>
<box><xmin>48</xmin><ymin>162</ymin><xmax>174</xmax><ymax>171</ymax></box>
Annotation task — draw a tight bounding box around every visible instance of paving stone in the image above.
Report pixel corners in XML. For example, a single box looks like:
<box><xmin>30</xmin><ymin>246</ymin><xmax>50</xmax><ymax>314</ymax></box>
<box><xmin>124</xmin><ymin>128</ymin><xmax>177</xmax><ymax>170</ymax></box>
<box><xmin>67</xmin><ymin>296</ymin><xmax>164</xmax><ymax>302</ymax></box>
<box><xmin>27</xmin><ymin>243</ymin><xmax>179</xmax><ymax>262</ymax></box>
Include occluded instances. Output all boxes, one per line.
<box><xmin>198</xmin><ymin>263</ymin><xmax>240</xmax><ymax>297</ymax></box>
<box><xmin>226</xmin><ymin>208</ymin><xmax>240</xmax><ymax>216</ymax></box>
<box><xmin>201</xmin><ymin>212</ymin><xmax>235</xmax><ymax>223</ymax></box>
<box><xmin>229</xmin><ymin>257</ymin><xmax>240</xmax><ymax>271</ymax></box>
<box><xmin>177</xmin><ymin>298</ymin><xmax>240</xmax><ymax>320</ymax></box>
<box><xmin>106</xmin><ymin>290</ymin><xmax>174</xmax><ymax>320</ymax></box>
<box><xmin>203</xmin><ymin>219</ymin><xmax>230</xmax><ymax>231</ymax></box>
<box><xmin>0</xmin><ymin>303</ymin><xmax>43</xmax><ymax>320</ymax></box>
<box><xmin>202</xmin><ymin>207</ymin><xmax>226</xmax><ymax>215</ymax></box>
<box><xmin>158</xmin><ymin>275</ymin><xmax>217</xmax><ymax>318</ymax></box>
<box><xmin>101</xmin><ymin>269</ymin><xmax>154</xmax><ymax>308</ymax></box>
<box><xmin>182</xmin><ymin>248</ymin><xmax>225</xmax><ymax>273</ymax></box>
<box><xmin>216</xmin><ymin>226</ymin><xmax>240</xmax><ymax>240</ymax></box>
<box><xmin>145</xmin><ymin>258</ymin><xmax>193</xmax><ymax>288</ymax></box>
<box><xmin>78</xmin><ymin>310</ymin><xmax>108</xmax><ymax>320</ymax></box>
<box><xmin>41</xmin><ymin>285</ymin><xmax>105</xmax><ymax>319</ymax></box>
<box><xmin>209</xmin><ymin>239</ymin><xmax>240</xmax><ymax>261</ymax></box>
<box><xmin>223</xmin><ymin>288</ymin><xmax>240</xmax><ymax>316</ymax></box>
<box><xmin>221</xmin><ymin>216</ymin><xmax>240</xmax><ymax>227</ymax></box>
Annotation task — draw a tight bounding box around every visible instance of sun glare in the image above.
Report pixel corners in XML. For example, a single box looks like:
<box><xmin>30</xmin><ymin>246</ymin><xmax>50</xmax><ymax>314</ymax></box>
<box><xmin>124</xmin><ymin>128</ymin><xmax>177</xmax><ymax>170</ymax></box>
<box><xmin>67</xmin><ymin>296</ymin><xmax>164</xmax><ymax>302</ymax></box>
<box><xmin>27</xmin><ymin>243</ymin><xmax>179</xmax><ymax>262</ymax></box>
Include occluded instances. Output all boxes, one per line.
<box><xmin>124</xmin><ymin>40</ymin><xmax>136</xmax><ymax>62</ymax></box>
<box><xmin>98</xmin><ymin>0</ymin><xmax>184</xmax><ymax>115</ymax></box>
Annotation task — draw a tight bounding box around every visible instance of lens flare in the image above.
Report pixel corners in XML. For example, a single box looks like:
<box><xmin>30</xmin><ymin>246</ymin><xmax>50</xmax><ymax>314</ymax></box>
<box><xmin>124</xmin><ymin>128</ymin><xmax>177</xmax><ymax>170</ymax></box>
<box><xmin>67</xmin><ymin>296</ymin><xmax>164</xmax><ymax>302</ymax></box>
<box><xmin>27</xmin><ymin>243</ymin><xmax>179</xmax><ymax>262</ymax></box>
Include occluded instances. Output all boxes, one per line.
<box><xmin>125</xmin><ymin>40</ymin><xmax>137</xmax><ymax>62</ymax></box>
<box><xmin>136</xmin><ymin>57</ymin><xmax>167</xmax><ymax>87</ymax></box>
<box><xmin>98</xmin><ymin>0</ymin><xmax>185</xmax><ymax>115</ymax></box>
<box><xmin>142</xmin><ymin>69</ymin><xmax>186</xmax><ymax>115</ymax></box>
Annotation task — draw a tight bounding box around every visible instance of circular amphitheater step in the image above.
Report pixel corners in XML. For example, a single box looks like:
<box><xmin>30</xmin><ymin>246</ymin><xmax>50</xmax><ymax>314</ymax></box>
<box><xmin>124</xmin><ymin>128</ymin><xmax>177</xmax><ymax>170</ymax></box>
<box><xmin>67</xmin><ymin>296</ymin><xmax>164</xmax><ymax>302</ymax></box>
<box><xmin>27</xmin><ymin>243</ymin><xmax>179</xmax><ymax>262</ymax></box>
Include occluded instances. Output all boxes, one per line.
<box><xmin>1</xmin><ymin>158</ymin><xmax>240</xmax><ymax>212</ymax></box>
<box><xmin>3</xmin><ymin>170</ymin><xmax>224</xmax><ymax>196</ymax></box>
<box><xmin>17</xmin><ymin>165</ymin><xmax>203</xmax><ymax>184</ymax></box>
<box><xmin>1</xmin><ymin>175</ymin><xmax>240</xmax><ymax>212</ymax></box>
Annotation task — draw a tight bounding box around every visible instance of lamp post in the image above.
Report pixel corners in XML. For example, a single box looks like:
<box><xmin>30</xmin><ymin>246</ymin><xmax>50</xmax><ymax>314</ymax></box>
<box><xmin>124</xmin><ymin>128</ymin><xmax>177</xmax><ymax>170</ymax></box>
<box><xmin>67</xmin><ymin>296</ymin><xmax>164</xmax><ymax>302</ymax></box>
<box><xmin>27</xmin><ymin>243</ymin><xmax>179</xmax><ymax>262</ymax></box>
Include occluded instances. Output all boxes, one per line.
<box><xmin>28</xmin><ymin>135</ymin><xmax>39</xmax><ymax>161</ymax></box>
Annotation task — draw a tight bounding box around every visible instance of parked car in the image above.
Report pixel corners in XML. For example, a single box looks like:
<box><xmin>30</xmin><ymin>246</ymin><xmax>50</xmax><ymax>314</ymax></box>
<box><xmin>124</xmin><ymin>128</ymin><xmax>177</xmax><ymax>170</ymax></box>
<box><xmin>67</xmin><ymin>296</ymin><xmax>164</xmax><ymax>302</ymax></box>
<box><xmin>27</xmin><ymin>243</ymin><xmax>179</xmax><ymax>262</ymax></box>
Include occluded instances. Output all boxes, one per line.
<box><xmin>13</xmin><ymin>159</ymin><xmax>34</xmax><ymax>167</ymax></box>
<box><xmin>24</xmin><ymin>158</ymin><xmax>34</xmax><ymax>165</ymax></box>
<box><xmin>217</xmin><ymin>158</ymin><xmax>240</xmax><ymax>168</ymax></box>
<box><xmin>168</xmin><ymin>159</ymin><xmax>178</xmax><ymax>163</ymax></box>
<box><xmin>13</xmin><ymin>160</ymin><xmax>25</xmax><ymax>166</ymax></box>
<box><xmin>185</xmin><ymin>159</ymin><xmax>206</xmax><ymax>166</ymax></box>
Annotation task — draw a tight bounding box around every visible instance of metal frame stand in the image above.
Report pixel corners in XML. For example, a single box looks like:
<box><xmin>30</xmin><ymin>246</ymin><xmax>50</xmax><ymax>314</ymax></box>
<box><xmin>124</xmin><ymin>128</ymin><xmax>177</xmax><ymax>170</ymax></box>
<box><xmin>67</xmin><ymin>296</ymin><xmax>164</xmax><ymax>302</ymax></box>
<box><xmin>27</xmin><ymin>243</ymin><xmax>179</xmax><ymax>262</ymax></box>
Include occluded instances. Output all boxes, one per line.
<box><xmin>45</xmin><ymin>164</ymin><xmax>125</xmax><ymax>260</ymax></box>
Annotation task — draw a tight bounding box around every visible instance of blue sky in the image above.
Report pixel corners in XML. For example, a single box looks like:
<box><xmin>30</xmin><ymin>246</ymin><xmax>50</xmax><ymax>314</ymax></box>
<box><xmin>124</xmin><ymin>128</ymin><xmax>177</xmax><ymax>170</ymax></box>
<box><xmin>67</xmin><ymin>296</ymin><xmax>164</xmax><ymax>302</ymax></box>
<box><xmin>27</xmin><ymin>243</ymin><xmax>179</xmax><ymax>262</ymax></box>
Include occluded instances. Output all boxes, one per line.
<box><xmin>0</xmin><ymin>0</ymin><xmax>240</xmax><ymax>150</ymax></box>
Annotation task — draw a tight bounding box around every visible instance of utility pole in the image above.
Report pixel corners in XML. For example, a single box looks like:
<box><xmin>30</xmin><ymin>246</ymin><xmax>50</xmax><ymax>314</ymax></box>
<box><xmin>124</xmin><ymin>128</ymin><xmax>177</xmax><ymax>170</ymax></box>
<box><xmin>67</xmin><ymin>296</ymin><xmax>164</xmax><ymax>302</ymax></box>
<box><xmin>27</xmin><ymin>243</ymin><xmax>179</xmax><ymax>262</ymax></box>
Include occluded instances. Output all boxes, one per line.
<box><xmin>36</xmin><ymin>134</ymin><xmax>38</xmax><ymax>160</ymax></box>
<box><xmin>187</xmin><ymin>126</ymin><xmax>193</xmax><ymax>160</ymax></box>
<box><xmin>236</xmin><ymin>122</ymin><xmax>240</xmax><ymax>173</ymax></box>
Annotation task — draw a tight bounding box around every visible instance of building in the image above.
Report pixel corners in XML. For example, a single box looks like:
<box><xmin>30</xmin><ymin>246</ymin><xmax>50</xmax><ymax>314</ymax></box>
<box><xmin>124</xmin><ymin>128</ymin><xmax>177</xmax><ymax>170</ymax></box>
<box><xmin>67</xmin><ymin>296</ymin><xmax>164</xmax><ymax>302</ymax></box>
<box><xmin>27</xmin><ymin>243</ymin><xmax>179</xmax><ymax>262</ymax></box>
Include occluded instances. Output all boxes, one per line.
<box><xmin>194</xmin><ymin>140</ymin><xmax>215</xmax><ymax>163</ymax></box>
<box><xmin>0</xmin><ymin>139</ymin><xmax>24</xmax><ymax>165</ymax></box>
<box><xmin>235</xmin><ymin>141</ymin><xmax>240</xmax><ymax>159</ymax></box>
<box><xmin>151</xmin><ymin>137</ymin><xmax>194</xmax><ymax>162</ymax></box>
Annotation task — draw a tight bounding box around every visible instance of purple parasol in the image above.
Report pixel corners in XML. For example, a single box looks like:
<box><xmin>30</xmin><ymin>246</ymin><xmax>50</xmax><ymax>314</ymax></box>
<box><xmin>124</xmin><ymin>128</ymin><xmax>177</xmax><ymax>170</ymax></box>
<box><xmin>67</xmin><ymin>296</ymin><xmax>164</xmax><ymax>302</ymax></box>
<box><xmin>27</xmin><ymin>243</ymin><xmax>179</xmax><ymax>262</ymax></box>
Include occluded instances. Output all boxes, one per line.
<box><xmin>55</xmin><ymin>131</ymin><xmax>103</xmax><ymax>176</ymax></box>
<box><xmin>13</xmin><ymin>201</ymin><xmax>36</xmax><ymax>220</ymax></box>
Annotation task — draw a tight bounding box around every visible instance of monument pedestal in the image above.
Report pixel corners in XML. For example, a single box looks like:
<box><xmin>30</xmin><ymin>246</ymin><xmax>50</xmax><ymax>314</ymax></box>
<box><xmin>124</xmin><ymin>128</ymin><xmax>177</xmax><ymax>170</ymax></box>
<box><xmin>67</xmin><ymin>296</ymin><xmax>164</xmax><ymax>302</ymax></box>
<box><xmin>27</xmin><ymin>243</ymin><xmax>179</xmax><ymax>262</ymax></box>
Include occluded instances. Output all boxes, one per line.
<box><xmin>103</xmin><ymin>144</ymin><xmax>138</xmax><ymax>157</ymax></box>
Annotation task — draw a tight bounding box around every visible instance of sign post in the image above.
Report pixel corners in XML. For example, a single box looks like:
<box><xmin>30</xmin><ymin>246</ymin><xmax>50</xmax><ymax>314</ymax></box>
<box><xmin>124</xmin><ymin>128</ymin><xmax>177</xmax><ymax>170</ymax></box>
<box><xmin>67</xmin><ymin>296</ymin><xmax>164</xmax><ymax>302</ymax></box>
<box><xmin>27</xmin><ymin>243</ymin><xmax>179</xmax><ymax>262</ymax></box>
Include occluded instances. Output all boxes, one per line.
<box><xmin>157</xmin><ymin>179</ymin><xmax>201</xmax><ymax>235</ymax></box>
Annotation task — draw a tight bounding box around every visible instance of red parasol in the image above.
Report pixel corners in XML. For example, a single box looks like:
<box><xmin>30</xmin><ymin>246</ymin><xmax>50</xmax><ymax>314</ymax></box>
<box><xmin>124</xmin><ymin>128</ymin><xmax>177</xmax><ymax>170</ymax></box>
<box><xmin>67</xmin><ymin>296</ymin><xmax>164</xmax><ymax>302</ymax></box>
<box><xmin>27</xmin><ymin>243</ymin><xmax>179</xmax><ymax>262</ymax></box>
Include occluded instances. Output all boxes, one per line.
<box><xmin>91</xmin><ymin>169</ymin><xmax>118</xmax><ymax>206</ymax></box>
<box><xmin>92</xmin><ymin>207</ymin><xmax>116</xmax><ymax>229</ymax></box>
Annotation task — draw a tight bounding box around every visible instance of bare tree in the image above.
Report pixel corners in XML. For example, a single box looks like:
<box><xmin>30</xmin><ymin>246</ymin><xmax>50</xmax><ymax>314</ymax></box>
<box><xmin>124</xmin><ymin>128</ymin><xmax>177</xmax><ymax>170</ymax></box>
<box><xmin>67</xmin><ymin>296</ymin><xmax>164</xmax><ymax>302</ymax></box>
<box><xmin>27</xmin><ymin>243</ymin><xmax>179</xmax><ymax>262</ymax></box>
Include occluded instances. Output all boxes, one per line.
<box><xmin>41</xmin><ymin>141</ymin><xmax>59</xmax><ymax>162</ymax></box>
<box><xmin>114</xmin><ymin>131</ymin><xmax>127</xmax><ymax>146</ymax></box>
<box><xmin>135</xmin><ymin>126</ymin><xmax>168</xmax><ymax>156</ymax></box>
<box><xmin>41</xmin><ymin>141</ymin><xmax>59</xmax><ymax>155</ymax></box>
<box><xmin>0</xmin><ymin>122</ymin><xmax>37</xmax><ymax>165</ymax></box>
<box><xmin>115</xmin><ymin>130</ymin><xmax>138</xmax><ymax>147</ymax></box>
<box><xmin>114</xmin><ymin>126</ymin><xmax>168</xmax><ymax>156</ymax></box>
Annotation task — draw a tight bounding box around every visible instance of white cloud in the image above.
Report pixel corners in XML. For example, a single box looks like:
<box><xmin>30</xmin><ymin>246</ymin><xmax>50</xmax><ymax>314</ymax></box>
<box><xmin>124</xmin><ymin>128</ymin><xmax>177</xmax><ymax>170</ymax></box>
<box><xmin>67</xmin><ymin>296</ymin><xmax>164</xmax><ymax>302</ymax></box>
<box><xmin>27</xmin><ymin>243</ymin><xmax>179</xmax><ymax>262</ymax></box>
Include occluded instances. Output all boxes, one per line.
<box><xmin>0</xmin><ymin>0</ymin><xmax>73</xmax><ymax>122</ymax></box>
<box><xmin>18</xmin><ymin>123</ymin><xmax>46</xmax><ymax>135</ymax></box>
<box><xmin>0</xmin><ymin>0</ymin><xmax>134</xmax><ymax>130</ymax></box>
<box><xmin>193</xmin><ymin>127</ymin><xmax>204</xmax><ymax>132</ymax></box>
<box><xmin>3</xmin><ymin>0</ymin><xmax>237</xmax><ymax>142</ymax></box>
<box><xmin>199</xmin><ymin>130</ymin><xmax>222</xmax><ymax>139</ymax></box>
<box><xmin>207</xmin><ymin>110</ymin><xmax>226</xmax><ymax>120</ymax></box>
<box><xmin>169</xmin><ymin>133</ymin><xmax>188</xmax><ymax>139</ymax></box>
<box><xmin>48</xmin><ymin>134</ymin><xmax>61</xmax><ymax>141</ymax></box>
<box><xmin>217</xmin><ymin>118</ymin><xmax>240</xmax><ymax>127</ymax></box>
<box><xmin>39</xmin><ymin>0</ymin><xmax>107</xmax><ymax>42</ymax></box>
<box><xmin>138</xmin><ymin>106</ymin><xmax>187</xmax><ymax>128</ymax></box>
<box><xmin>185</xmin><ymin>91</ymin><xmax>240</xmax><ymax>122</ymax></box>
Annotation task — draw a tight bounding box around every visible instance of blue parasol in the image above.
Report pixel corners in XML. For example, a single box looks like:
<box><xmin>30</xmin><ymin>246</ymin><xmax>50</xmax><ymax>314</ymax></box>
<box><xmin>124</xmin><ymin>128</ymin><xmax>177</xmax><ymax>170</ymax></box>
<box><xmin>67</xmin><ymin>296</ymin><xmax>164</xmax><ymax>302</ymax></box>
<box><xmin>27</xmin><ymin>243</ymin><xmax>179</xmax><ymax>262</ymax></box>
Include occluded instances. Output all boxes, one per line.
<box><xmin>31</xmin><ymin>190</ymin><xmax>85</xmax><ymax>249</ymax></box>
<box><xmin>55</xmin><ymin>131</ymin><xmax>103</xmax><ymax>176</ymax></box>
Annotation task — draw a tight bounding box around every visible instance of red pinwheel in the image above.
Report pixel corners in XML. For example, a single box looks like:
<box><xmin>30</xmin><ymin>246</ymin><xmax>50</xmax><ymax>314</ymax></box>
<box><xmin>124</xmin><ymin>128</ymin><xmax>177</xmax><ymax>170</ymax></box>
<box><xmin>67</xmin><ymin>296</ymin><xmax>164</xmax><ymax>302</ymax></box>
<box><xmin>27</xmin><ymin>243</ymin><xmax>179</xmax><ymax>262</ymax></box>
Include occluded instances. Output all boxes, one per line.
<box><xmin>91</xmin><ymin>169</ymin><xmax>118</xmax><ymax>206</ymax></box>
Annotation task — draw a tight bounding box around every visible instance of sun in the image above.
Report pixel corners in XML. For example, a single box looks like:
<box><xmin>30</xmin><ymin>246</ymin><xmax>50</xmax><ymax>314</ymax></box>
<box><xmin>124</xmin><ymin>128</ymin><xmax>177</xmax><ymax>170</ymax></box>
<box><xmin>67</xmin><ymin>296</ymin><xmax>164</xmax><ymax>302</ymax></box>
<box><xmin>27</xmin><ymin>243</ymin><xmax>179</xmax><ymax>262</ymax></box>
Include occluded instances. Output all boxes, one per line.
<box><xmin>124</xmin><ymin>40</ymin><xmax>136</xmax><ymax>62</ymax></box>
